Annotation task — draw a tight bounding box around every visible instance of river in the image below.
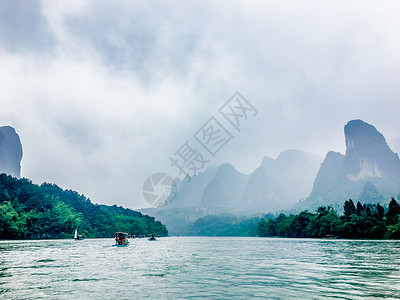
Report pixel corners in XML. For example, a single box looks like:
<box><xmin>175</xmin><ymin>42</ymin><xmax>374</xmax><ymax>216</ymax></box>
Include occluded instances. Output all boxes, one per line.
<box><xmin>1</xmin><ymin>237</ymin><xmax>400</xmax><ymax>299</ymax></box>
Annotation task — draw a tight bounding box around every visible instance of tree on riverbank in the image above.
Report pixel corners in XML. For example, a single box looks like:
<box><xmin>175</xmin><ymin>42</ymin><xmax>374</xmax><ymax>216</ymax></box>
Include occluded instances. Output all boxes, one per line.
<box><xmin>257</xmin><ymin>198</ymin><xmax>400</xmax><ymax>239</ymax></box>
<box><xmin>0</xmin><ymin>173</ymin><xmax>168</xmax><ymax>239</ymax></box>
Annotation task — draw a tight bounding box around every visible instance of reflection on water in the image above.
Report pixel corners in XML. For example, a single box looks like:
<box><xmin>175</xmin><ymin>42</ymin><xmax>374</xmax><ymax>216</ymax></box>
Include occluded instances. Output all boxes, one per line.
<box><xmin>0</xmin><ymin>238</ymin><xmax>400</xmax><ymax>299</ymax></box>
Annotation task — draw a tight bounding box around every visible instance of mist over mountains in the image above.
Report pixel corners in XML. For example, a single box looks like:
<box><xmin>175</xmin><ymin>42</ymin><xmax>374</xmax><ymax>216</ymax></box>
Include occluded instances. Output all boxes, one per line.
<box><xmin>142</xmin><ymin>150</ymin><xmax>322</xmax><ymax>234</ymax></box>
<box><xmin>168</xmin><ymin>149</ymin><xmax>321</xmax><ymax>213</ymax></box>
<box><xmin>144</xmin><ymin>119</ymin><xmax>400</xmax><ymax>234</ymax></box>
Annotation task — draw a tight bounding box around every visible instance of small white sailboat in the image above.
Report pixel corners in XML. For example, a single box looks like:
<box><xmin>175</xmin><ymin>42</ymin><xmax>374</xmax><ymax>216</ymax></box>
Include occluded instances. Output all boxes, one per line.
<box><xmin>74</xmin><ymin>229</ymin><xmax>84</xmax><ymax>240</ymax></box>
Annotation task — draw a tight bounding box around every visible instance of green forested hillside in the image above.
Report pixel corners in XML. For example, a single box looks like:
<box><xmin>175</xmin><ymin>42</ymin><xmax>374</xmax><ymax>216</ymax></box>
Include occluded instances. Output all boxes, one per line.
<box><xmin>0</xmin><ymin>173</ymin><xmax>168</xmax><ymax>239</ymax></box>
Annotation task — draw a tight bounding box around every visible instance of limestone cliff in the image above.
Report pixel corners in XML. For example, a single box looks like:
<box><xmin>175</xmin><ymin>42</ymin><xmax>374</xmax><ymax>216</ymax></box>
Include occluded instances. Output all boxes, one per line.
<box><xmin>301</xmin><ymin>120</ymin><xmax>400</xmax><ymax>211</ymax></box>
<box><xmin>0</xmin><ymin>126</ymin><xmax>23</xmax><ymax>178</ymax></box>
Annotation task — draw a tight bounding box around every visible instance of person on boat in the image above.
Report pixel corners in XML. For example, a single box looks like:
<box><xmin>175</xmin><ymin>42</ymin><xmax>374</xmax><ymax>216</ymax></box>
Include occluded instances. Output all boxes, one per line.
<box><xmin>114</xmin><ymin>232</ymin><xmax>129</xmax><ymax>246</ymax></box>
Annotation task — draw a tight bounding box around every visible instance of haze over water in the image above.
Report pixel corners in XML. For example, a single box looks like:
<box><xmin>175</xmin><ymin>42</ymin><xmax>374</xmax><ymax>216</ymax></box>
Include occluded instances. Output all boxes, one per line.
<box><xmin>1</xmin><ymin>237</ymin><xmax>400</xmax><ymax>299</ymax></box>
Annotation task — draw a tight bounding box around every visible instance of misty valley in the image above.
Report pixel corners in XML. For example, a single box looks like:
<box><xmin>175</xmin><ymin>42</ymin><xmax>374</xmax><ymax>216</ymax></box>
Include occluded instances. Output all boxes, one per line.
<box><xmin>2</xmin><ymin>119</ymin><xmax>400</xmax><ymax>240</ymax></box>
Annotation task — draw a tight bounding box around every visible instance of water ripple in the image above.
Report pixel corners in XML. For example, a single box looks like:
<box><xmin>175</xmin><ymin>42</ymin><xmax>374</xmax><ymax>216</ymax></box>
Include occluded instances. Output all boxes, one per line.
<box><xmin>1</xmin><ymin>238</ymin><xmax>400</xmax><ymax>299</ymax></box>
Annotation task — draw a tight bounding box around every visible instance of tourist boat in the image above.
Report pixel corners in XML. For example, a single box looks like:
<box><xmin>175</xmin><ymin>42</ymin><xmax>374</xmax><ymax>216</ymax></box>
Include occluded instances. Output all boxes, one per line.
<box><xmin>113</xmin><ymin>232</ymin><xmax>130</xmax><ymax>247</ymax></box>
<box><xmin>74</xmin><ymin>229</ymin><xmax>84</xmax><ymax>240</ymax></box>
<box><xmin>148</xmin><ymin>234</ymin><xmax>157</xmax><ymax>241</ymax></box>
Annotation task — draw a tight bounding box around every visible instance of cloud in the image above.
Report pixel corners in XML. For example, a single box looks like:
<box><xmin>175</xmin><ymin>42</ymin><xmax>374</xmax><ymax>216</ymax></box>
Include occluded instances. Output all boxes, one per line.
<box><xmin>0</xmin><ymin>0</ymin><xmax>55</xmax><ymax>53</ymax></box>
<box><xmin>1</xmin><ymin>0</ymin><xmax>400</xmax><ymax>208</ymax></box>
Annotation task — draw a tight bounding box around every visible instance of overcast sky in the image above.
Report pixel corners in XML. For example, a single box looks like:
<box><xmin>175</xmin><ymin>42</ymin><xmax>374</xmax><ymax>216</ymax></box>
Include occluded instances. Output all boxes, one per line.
<box><xmin>1</xmin><ymin>0</ymin><xmax>400</xmax><ymax>209</ymax></box>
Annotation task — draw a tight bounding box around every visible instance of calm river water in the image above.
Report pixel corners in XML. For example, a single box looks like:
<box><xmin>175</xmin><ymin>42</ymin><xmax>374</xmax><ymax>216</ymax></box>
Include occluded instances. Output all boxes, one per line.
<box><xmin>1</xmin><ymin>237</ymin><xmax>400</xmax><ymax>299</ymax></box>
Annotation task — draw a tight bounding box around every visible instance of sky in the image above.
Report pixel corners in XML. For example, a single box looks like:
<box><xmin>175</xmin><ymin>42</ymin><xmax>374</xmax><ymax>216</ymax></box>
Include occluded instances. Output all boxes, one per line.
<box><xmin>1</xmin><ymin>0</ymin><xmax>400</xmax><ymax>209</ymax></box>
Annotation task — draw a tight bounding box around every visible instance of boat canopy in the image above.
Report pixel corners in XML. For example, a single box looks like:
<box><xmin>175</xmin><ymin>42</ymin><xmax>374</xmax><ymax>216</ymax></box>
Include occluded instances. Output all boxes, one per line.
<box><xmin>115</xmin><ymin>232</ymin><xmax>128</xmax><ymax>237</ymax></box>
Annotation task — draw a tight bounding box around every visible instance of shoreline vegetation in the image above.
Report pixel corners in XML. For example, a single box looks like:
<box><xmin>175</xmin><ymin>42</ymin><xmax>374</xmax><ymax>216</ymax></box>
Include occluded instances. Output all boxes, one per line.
<box><xmin>0</xmin><ymin>174</ymin><xmax>168</xmax><ymax>239</ymax></box>
<box><xmin>257</xmin><ymin>199</ymin><xmax>400</xmax><ymax>239</ymax></box>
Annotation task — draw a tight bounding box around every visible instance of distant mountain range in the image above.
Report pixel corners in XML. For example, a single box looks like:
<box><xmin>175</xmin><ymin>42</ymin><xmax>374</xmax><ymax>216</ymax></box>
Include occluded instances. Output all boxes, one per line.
<box><xmin>168</xmin><ymin>149</ymin><xmax>322</xmax><ymax>213</ymax></box>
<box><xmin>142</xmin><ymin>149</ymin><xmax>322</xmax><ymax>234</ymax></box>
<box><xmin>0</xmin><ymin>126</ymin><xmax>23</xmax><ymax>178</ymax></box>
